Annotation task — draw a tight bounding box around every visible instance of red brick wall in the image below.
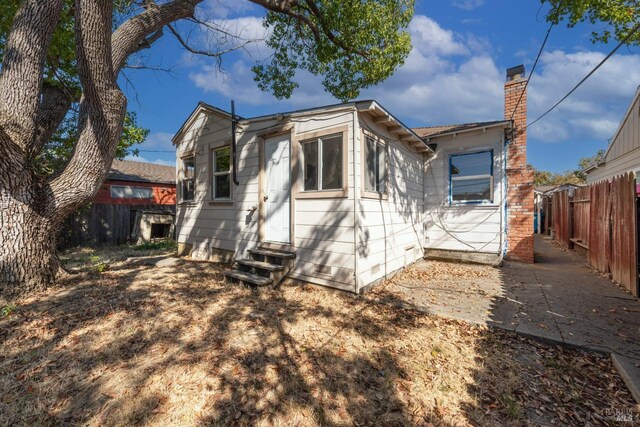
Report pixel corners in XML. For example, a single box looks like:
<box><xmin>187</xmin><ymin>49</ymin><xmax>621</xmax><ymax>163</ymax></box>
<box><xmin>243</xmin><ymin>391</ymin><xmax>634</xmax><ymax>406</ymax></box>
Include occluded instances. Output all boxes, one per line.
<box><xmin>504</xmin><ymin>76</ymin><xmax>534</xmax><ymax>263</ymax></box>
<box><xmin>94</xmin><ymin>180</ymin><xmax>176</xmax><ymax>205</ymax></box>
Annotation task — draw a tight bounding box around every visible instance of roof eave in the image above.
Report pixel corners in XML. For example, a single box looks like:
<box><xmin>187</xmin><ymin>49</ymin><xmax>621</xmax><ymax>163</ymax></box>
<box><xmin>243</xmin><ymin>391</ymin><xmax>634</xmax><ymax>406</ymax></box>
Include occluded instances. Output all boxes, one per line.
<box><xmin>422</xmin><ymin>120</ymin><xmax>512</xmax><ymax>141</ymax></box>
<box><xmin>355</xmin><ymin>100</ymin><xmax>433</xmax><ymax>154</ymax></box>
<box><xmin>172</xmin><ymin>102</ymin><xmax>238</xmax><ymax>145</ymax></box>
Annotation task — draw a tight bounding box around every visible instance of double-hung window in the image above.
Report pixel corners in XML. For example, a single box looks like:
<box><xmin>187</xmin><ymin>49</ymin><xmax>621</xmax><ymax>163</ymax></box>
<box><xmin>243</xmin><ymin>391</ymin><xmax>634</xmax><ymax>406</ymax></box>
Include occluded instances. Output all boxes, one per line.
<box><xmin>180</xmin><ymin>156</ymin><xmax>195</xmax><ymax>202</ymax></box>
<box><xmin>449</xmin><ymin>150</ymin><xmax>493</xmax><ymax>203</ymax></box>
<box><xmin>211</xmin><ymin>146</ymin><xmax>231</xmax><ymax>200</ymax></box>
<box><xmin>364</xmin><ymin>134</ymin><xmax>388</xmax><ymax>196</ymax></box>
<box><xmin>300</xmin><ymin>133</ymin><xmax>343</xmax><ymax>192</ymax></box>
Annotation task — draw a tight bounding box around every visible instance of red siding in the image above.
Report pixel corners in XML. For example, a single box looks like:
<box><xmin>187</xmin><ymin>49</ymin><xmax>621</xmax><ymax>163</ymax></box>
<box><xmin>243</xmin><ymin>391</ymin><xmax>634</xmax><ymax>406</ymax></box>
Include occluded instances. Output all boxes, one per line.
<box><xmin>94</xmin><ymin>180</ymin><xmax>176</xmax><ymax>205</ymax></box>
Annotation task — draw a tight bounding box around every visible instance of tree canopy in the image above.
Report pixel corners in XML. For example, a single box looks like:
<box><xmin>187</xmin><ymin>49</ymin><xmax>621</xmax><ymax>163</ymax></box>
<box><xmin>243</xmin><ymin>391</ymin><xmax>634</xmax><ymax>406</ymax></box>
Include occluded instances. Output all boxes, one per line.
<box><xmin>543</xmin><ymin>0</ymin><xmax>639</xmax><ymax>45</ymax></box>
<box><xmin>532</xmin><ymin>149</ymin><xmax>605</xmax><ymax>186</ymax></box>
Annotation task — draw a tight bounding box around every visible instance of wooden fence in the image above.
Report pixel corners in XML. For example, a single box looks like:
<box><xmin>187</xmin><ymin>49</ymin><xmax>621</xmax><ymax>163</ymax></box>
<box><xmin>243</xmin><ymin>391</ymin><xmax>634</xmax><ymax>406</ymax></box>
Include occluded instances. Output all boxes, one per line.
<box><xmin>58</xmin><ymin>203</ymin><xmax>175</xmax><ymax>249</ymax></box>
<box><xmin>547</xmin><ymin>172</ymin><xmax>638</xmax><ymax>296</ymax></box>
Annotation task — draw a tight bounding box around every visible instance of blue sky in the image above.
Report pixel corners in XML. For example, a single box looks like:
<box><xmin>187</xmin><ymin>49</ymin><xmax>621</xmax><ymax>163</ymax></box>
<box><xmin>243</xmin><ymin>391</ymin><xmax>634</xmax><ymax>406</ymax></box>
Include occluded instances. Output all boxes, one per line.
<box><xmin>121</xmin><ymin>0</ymin><xmax>640</xmax><ymax>173</ymax></box>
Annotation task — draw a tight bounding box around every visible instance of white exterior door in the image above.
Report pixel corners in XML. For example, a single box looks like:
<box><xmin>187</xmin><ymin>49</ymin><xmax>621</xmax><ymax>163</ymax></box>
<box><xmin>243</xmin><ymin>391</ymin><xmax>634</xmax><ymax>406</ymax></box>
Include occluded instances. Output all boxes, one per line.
<box><xmin>264</xmin><ymin>134</ymin><xmax>291</xmax><ymax>243</ymax></box>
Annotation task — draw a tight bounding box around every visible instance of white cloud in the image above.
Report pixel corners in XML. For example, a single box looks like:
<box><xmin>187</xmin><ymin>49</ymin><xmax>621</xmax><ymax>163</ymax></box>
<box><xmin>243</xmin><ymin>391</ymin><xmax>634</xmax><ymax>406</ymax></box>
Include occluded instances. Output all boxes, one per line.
<box><xmin>184</xmin><ymin>11</ymin><xmax>640</xmax><ymax>146</ymax></box>
<box><xmin>452</xmin><ymin>0</ymin><xmax>485</xmax><ymax>11</ymax></box>
<box><xmin>409</xmin><ymin>15</ymin><xmax>469</xmax><ymax>56</ymax></box>
<box><xmin>527</xmin><ymin>50</ymin><xmax>640</xmax><ymax>142</ymax></box>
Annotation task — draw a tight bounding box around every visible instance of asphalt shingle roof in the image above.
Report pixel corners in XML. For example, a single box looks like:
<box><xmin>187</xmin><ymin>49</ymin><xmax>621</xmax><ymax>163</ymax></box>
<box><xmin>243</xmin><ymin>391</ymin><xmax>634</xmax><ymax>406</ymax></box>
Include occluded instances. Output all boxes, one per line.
<box><xmin>108</xmin><ymin>160</ymin><xmax>175</xmax><ymax>185</ymax></box>
<box><xmin>412</xmin><ymin>121</ymin><xmax>508</xmax><ymax>138</ymax></box>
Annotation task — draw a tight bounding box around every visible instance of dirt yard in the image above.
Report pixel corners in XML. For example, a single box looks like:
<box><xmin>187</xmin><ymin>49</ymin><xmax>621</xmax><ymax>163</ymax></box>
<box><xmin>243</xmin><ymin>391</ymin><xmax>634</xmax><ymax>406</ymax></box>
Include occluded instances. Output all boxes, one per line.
<box><xmin>1</xmin><ymin>249</ymin><xmax>637</xmax><ymax>426</ymax></box>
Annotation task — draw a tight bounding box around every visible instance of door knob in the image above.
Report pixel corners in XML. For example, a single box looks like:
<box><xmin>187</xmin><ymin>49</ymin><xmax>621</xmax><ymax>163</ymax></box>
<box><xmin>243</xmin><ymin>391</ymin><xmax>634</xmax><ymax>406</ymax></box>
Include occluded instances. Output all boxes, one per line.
<box><xmin>263</xmin><ymin>195</ymin><xmax>269</xmax><ymax>201</ymax></box>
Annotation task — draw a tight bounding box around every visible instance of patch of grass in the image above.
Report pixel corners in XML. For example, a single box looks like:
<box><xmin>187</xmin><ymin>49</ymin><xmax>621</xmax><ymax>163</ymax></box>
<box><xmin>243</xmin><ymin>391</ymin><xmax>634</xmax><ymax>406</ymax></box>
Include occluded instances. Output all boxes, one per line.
<box><xmin>1</xmin><ymin>304</ymin><xmax>17</xmax><ymax>317</ymax></box>
<box><xmin>133</xmin><ymin>240</ymin><xmax>177</xmax><ymax>251</ymax></box>
<box><xmin>501</xmin><ymin>394</ymin><xmax>520</xmax><ymax>420</ymax></box>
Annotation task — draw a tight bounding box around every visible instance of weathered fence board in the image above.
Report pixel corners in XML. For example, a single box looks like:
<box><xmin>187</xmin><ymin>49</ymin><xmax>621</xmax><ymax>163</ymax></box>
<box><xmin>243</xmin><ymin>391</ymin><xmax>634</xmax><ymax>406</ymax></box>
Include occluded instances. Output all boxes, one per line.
<box><xmin>588</xmin><ymin>181</ymin><xmax>610</xmax><ymax>274</ymax></box>
<box><xmin>552</xmin><ymin>191</ymin><xmax>571</xmax><ymax>249</ymax></box>
<box><xmin>571</xmin><ymin>186</ymin><xmax>590</xmax><ymax>244</ymax></box>
<box><xmin>610</xmin><ymin>173</ymin><xmax>638</xmax><ymax>295</ymax></box>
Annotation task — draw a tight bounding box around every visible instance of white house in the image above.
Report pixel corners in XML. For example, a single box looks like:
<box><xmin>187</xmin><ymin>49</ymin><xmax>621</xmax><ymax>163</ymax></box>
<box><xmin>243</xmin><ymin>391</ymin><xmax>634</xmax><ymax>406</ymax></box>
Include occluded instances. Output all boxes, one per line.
<box><xmin>172</xmin><ymin>66</ymin><xmax>533</xmax><ymax>292</ymax></box>
<box><xmin>585</xmin><ymin>87</ymin><xmax>640</xmax><ymax>184</ymax></box>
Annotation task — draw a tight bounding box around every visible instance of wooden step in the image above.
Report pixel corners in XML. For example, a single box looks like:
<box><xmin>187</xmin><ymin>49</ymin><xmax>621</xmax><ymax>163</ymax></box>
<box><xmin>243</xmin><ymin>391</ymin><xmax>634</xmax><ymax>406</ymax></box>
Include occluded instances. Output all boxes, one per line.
<box><xmin>236</xmin><ymin>259</ymin><xmax>285</xmax><ymax>271</ymax></box>
<box><xmin>224</xmin><ymin>270</ymin><xmax>273</xmax><ymax>286</ymax></box>
<box><xmin>248</xmin><ymin>248</ymin><xmax>296</xmax><ymax>259</ymax></box>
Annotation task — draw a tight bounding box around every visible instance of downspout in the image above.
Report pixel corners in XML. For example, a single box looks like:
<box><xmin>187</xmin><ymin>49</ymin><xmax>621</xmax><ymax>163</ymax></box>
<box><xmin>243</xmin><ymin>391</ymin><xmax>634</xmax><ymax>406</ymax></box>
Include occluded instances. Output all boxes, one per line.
<box><xmin>501</xmin><ymin>129</ymin><xmax>509</xmax><ymax>260</ymax></box>
<box><xmin>353</xmin><ymin>109</ymin><xmax>360</xmax><ymax>293</ymax></box>
<box><xmin>231</xmin><ymin>100</ymin><xmax>239</xmax><ymax>186</ymax></box>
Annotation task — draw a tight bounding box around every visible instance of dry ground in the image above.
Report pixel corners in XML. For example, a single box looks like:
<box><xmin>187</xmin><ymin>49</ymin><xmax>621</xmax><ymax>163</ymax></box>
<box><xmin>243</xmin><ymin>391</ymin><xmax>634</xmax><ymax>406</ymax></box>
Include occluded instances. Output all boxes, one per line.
<box><xmin>1</xmin><ymin>250</ymin><xmax>638</xmax><ymax>426</ymax></box>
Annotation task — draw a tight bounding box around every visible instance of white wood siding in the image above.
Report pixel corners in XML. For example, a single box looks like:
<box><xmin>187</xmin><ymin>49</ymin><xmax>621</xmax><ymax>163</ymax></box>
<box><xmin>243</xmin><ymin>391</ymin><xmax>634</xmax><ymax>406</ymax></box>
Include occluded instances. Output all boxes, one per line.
<box><xmin>175</xmin><ymin>108</ymin><xmax>357</xmax><ymax>291</ymax></box>
<box><xmin>356</xmin><ymin>114</ymin><xmax>425</xmax><ymax>289</ymax></box>
<box><xmin>587</xmin><ymin>93</ymin><xmax>640</xmax><ymax>183</ymax></box>
<box><xmin>423</xmin><ymin>128</ymin><xmax>506</xmax><ymax>255</ymax></box>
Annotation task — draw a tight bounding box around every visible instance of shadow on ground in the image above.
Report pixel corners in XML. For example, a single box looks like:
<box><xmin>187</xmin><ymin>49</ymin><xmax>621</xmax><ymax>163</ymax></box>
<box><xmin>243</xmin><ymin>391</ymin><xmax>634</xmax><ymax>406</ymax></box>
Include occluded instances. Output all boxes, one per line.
<box><xmin>1</xmin><ymin>245</ymin><xmax>637</xmax><ymax>425</ymax></box>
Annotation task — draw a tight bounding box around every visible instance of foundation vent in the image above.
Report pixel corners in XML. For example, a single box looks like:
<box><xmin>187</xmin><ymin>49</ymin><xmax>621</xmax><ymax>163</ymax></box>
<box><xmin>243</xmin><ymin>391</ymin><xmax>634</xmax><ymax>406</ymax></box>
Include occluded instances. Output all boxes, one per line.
<box><xmin>314</xmin><ymin>264</ymin><xmax>332</xmax><ymax>275</ymax></box>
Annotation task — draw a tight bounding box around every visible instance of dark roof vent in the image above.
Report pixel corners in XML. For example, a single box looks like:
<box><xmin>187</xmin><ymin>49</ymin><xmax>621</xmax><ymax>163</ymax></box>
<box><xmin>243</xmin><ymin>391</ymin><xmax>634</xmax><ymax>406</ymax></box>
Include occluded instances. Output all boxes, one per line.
<box><xmin>506</xmin><ymin>64</ymin><xmax>525</xmax><ymax>81</ymax></box>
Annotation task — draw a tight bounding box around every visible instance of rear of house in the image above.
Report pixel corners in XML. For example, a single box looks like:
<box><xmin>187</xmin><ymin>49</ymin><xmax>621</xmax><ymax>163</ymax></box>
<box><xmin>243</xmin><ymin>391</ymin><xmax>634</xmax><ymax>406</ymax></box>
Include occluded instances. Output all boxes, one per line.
<box><xmin>173</xmin><ymin>65</ymin><xmax>534</xmax><ymax>292</ymax></box>
<box><xmin>173</xmin><ymin>102</ymin><xmax>430</xmax><ymax>292</ymax></box>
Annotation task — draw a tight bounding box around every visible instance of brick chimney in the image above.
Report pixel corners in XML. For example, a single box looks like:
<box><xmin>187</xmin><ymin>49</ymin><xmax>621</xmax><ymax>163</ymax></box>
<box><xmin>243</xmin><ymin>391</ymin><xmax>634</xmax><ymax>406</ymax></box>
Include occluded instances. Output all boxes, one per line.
<box><xmin>504</xmin><ymin>65</ymin><xmax>534</xmax><ymax>263</ymax></box>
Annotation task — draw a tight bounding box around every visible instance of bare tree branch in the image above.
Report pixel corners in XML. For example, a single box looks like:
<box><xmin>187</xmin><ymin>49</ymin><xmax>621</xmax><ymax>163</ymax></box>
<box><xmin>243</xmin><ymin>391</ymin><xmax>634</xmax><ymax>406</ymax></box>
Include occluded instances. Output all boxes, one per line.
<box><xmin>167</xmin><ymin>24</ymin><xmax>255</xmax><ymax>60</ymax></box>
<box><xmin>111</xmin><ymin>0</ymin><xmax>203</xmax><ymax>73</ymax></box>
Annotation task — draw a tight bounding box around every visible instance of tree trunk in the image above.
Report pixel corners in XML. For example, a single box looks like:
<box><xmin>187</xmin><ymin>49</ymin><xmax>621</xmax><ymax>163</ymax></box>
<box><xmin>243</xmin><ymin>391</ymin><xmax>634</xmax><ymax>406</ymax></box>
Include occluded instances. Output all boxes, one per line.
<box><xmin>0</xmin><ymin>175</ymin><xmax>58</xmax><ymax>298</ymax></box>
<box><xmin>0</xmin><ymin>0</ymin><xmax>202</xmax><ymax>299</ymax></box>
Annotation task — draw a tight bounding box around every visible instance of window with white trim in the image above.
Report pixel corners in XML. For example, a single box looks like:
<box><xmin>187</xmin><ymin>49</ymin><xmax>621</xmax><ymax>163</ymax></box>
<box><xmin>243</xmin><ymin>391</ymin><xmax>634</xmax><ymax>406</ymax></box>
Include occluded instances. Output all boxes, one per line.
<box><xmin>110</xmin><ymin>185</ymin><xmax>153</xmax><ymax>199</ymax></box>
<box><xmin>364</xmin><ymin>134</ymin><xmax>387</xmax><ymax>194</ymax></box>
<box><xmin>211</xmin><ymin>146</ymin><xmax>231</xmax><ymax>200</ymax></box>
<box><xmin>449</xmin><ymin>150</ymin><xmax>493</xmax><ymax>203</ymax></box>
<box><xmin>180</xmin><ymin>156</ymin><xmax>195</xmax><ymax>202</ymax></box>
<box><xmin>300</xmin><ymin>133</ymin><xmax>343</xmax><ymax>191</ymax></box>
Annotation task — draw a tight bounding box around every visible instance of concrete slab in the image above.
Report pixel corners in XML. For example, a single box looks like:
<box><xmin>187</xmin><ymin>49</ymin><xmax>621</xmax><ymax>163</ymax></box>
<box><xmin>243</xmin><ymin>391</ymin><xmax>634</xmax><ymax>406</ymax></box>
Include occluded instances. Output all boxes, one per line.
<box><xmin>373</xmin><ymin>235</ymin><xmax>640</xmax><ymax>403</ymax></box>
<box><xmin>612</xmin><ymin>354</ymin><xmax>640</xmax><ymax>403</ymax></box>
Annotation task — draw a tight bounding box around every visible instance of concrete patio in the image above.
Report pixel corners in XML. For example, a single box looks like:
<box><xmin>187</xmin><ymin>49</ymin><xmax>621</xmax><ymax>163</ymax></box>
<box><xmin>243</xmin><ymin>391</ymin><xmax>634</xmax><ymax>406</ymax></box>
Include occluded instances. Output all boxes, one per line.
<box><xmin>368</xmin><ymin>235</ymin><xmax>640</xmax><ymax>401</ymax></box>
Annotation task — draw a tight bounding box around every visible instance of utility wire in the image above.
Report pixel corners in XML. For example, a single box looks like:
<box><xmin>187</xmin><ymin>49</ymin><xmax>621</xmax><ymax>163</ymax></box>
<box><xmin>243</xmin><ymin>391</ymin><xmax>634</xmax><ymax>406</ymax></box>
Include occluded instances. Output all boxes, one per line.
<box><xmin>527</xmin><ymin>23</ymin><xmax>640</xmax><ymax>129</ymax></box>
<box><xmin>509</xmin><ymin>21</ymin><xmax>554</xmax><ymax>123</ymax></box>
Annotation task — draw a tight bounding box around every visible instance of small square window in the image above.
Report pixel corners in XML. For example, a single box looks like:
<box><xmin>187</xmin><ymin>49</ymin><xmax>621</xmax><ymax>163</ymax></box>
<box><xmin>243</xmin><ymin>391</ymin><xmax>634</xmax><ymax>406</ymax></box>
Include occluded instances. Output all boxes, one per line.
<box><xmin>450</xmin><ymin>151</ymin><xmax>493</xmax><ymax>203</ymax></box>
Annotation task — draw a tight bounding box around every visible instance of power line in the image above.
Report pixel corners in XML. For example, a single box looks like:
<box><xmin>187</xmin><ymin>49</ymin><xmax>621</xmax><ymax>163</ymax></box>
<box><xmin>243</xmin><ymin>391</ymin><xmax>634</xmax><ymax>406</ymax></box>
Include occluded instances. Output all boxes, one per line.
<box><xmin>136</xmin><ymin>149</ymin><xmax>175</xmax><ymax>152</ymax></box>
<box><xmin>527</xmin><ymin>23</ymin><xmax>640</xmax><ymax>129</ymax></box>
<box><xmin>509</xmin><ymin>21</ymin><xmax>554</xmax><ymax>123</ymax></box>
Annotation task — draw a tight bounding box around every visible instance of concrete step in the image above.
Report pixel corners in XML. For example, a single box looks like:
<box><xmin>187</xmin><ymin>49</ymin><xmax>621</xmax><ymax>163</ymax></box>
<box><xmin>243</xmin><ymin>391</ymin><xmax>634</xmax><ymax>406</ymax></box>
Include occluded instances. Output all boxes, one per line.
<box><xmin>237</xmin><ymin>259</ymin><xmax>285</xmax><ymax>272</ymax></box>
<box><xmin>224</xmin><ymin>270</ymin><xmax>273</xmax><ymax>287</ymax></box>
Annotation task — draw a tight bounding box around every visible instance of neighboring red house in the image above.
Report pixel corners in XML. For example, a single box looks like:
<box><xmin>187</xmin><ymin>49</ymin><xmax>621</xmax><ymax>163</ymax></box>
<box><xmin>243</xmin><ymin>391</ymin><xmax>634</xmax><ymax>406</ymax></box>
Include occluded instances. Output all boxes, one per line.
<box><xmin>59</xmin><ymin>160</ymin><xmax>176</xmax><ymax>248</ymax></box>
<box><xmin>95</xmin><ymin>159</ymin><xmax>176</xmax><ymax>205</ymax></box>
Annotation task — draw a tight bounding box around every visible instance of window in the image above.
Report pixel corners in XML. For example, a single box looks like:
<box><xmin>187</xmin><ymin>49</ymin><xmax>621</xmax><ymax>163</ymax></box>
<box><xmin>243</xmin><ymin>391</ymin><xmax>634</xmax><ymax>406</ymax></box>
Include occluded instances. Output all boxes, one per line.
<box><xmin>364</xmin><ymin>135</ymin><xmax>387</xmax><ymax>194</ymax></box>
<box><xmin>449</xmin><ymin>150</ymin><xmax>493</xmax><ymax>203</ymax></box>
<box><xmin>300</xmin><ymin>133</ymin><xmax>343</xmax><ymax>192</ymax></box>
<box><xmin>110</xmin><ymin>185</ymin><xmax>153</xmax><ymax>199</ymax></box>
<box><xmin>180</xmin><ymin>157</ymin><xmax>195</xmax><ymax>202</ymax></box>
<box><xmin>211</xmin><ymin>146</ymin><xmax>231</xmax><ymax>200</ymax></box>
